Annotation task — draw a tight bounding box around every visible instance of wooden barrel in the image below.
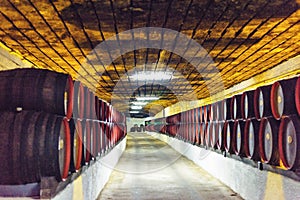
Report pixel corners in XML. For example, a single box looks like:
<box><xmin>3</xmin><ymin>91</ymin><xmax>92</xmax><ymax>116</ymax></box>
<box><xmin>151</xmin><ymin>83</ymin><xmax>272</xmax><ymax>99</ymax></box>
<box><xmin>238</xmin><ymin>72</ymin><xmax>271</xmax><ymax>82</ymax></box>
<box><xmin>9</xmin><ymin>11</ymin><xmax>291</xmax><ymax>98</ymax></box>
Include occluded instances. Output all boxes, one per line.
<box><xmin>0</xmin><ymin>68</ymin><xmax>74</xmax><ymax>119</ymax></box>
<box><xmin>73</xmin><ymin>81</ymin><xmax>85</xmax><ymax>119</ymax></box>
<box><xmin>230</xmin><ymin>94</ymin><xmax>242</xmax><ymax>120</ymax></box>
<box><xmin>100</xmin><ymin>122</ymin><xmax>107</xmax><ymax>154</ymax></box>
<box><xmin>204</xmin><ymin>122</ymin><xmax>211</xmax><ymax>147</ymax></box>
<box><xmin>210</xmin><ymin>121</ymin><xmax>218</xmax><ymax>148</ymax></box>
<box><xmin>93</xmin><ymin>121</ymin><xmax>101</xmax><ymax>157</ymax></box>
<box><xmin>278</xmin><ymin>115</ymin><xmax>300</xmax><ymax>170</ymax></box>
<box><xmin>223</xmin><ymin>121</ymin><xmax>234</xmax><ymax>153</ymax></box>
<box><xmin>254</xmin><ymin>85</ymin><xmax>273</xmax><ymax>119</ymax></box>
<box><xmin>199</xmin><ymin>122</ymin><xmax>206</xmax><ymax>146</ymax></box>
<box><xmin>295</xmin><ymin>77</ymin><xmax>300</xmax><ymax>116</ymax></box>
<box><xmin>217</xmin><ymin>100</ymin><xmax>226</xmax><ymax>121</ymax></box>
<box><xmin>259</xmin><ymin>117</ymin><xmax>280</xmax><ymax>165</ymax></box>
<box><xmin>233</xmin><ymin>120</ymin><xmax>246</xmax><ymax>156</ymax></box>
<box><xmin>0</xmin><ymin>111</ymin><xmax>71</xmax><ymax>184</ymax></box>
<box><xmin>216</xmin><ymin>121</ymin><xmax>225</xmax><ymax>150</ymax></box>
<box><xmin>244</xmin><ymin>118</ymin><xmax>260</xmax><ymax>160</ymax></box>
<box><xmin>241</xmin><ymin>90</ymin><xmax>255</xmax><ymax>119</ymax></box>
<box><xmin>95</xmin><ymin>97</ymin><xmax>100</xmax><ymax>121</ymax></box>
<box><xmin>203</xmin><ymin>105</ymin><xmax>210</xmax><ymax>123</ymax></box>
<box><xmin>271</xmin><ymin>77</ymin><xmax>298</xmax><ymax>119</ymax></box>
<box><xmin>69</xmin><ymin>119</ymin><xmax>83</xmax><ymax>172</ymax></box>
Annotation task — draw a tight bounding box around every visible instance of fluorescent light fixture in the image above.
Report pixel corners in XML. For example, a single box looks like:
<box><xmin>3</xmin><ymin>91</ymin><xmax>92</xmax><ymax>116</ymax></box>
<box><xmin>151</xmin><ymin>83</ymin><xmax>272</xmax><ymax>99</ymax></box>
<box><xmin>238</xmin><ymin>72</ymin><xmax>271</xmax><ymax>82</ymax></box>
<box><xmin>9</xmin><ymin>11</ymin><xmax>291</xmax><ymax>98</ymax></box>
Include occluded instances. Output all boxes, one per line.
<box><xmin>129</xmin><ymin>111</ymin><xmax>140</xmax><ymax>114</ymax></box>
<box><xmin>131</xmin><ymin>101</ymin><xmax>148</xmax><ymax>105</ymax></box>
<box><xmin>131</xmin><ymin>105</ymin><xmax>142</xmax><ymax>110</ymax></box>
<box><xmin>130</xmin><ymin>71</ymin><xmax>172</xmax><ymax>81</ymax></box>
<box><xmin>136</xmin><ymin>96</ymin><xmax>159</xmax><ymax>101</ymax></box>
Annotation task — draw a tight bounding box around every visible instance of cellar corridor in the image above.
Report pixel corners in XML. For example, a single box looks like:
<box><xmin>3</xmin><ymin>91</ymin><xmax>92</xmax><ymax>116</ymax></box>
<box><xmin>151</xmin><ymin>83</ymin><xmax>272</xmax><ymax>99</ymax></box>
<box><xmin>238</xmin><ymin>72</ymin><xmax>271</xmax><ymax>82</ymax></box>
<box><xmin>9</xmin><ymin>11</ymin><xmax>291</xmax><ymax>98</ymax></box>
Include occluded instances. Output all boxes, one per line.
<box><xmin>97</xmin><ymin>132</ymin><xmax>241</xmax><ymax>200</ymax></box>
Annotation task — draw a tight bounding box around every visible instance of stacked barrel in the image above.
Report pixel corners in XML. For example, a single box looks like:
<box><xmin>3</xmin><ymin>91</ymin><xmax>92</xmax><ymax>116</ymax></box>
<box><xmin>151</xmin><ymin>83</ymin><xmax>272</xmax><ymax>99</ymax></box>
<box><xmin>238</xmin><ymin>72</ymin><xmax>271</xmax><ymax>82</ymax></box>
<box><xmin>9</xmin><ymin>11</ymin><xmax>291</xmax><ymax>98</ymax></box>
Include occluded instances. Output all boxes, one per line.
<box><xmin>153</xmin><ymin>75</ymin><xmax>300</xmax><ymax>174</ymax></box>
<box><xmin>0</xmin><ymin>68</ymin><xmax>126</xmax><ymax>186</ymax></box>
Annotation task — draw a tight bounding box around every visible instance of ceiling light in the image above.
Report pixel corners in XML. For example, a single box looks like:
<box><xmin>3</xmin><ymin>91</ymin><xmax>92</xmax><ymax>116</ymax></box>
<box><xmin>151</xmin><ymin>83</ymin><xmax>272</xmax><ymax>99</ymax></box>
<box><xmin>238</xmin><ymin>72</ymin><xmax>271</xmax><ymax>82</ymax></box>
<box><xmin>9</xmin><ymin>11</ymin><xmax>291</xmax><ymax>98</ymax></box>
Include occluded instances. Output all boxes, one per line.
<box><xmin>136</xmin><ymin>96</ymin><xmax>159</xmax><ymax>101</ymax></box>
<box><xmin>131</xmin><ymin>105</ymin><xmax>143</xmax><ymax>110</ymax></box>
<box><xmin>131</xmin><ymin>101</ymin><xmax>148</xmax><ymax>105</ymax></box>
<box><xmin>129</xmin><ymin>111</ymin><xmax>140</xmax><ymax>114</ymax></box>
<box><xmin>130</xmin><ymin>71</ymin><xmax>172</xmax><ymax>81</ymax></box>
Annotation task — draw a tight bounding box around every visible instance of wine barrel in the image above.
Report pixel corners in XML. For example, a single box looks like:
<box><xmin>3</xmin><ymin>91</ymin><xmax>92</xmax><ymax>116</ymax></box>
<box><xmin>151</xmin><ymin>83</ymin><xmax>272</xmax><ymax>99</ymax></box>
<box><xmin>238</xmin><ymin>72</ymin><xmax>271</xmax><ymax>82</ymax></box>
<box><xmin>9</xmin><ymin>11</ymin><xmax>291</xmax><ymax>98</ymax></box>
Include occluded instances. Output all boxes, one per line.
<box><xmin>216</xmin><ymin>121</ymin><xmax>225</xmax><ymax>150</ymax></box>
<box><xmin>230</xmin><ymin>94</ymin><xmax>242</xmax><ymax>120</ymax></box>
<box><xmin>259</xmin><ymin>117</ymin><xmax>280</xmax><ymax>165</ymax></box>
<box><xmin>217</xmin><ymin>100</ymin><xmax>226</xmax><ymax>121</ymax></box>
<box><xmin>244</xmin><ymin>118</ymin><xmax>260</xmax><ymax>160</ymax></box>
<box><xmin>254</xmin><ymin>85</ymin><xmax>273</xmax><ymax>119</ymax></box>
<box><xmin>241</xmin><ymin>90</ymin><xmax>255</xmax><ymax>119</ymax></box>
<box><xmin>278</xmin><ymin>115</ymin><xmax>300</xmax><ymax>170</ymax></box>
<box><xmin>199</xmin><ymin>122</ymin><xmax>206</xmax><ymax>146</ymax></box>
<box><xmin>224</xmin><ymin>121</ymin><xmax>234</xmax><ymax>154</ymax></box>
<box><xmin>210</xmin><ymin>121</ymin><xmax>218</xmax><ymax>148</ymax></box>
<box><xmin>0</xmin><ymin>68</ymin><xmax>74</xmax><ymax>119</ymax></box>
<box><xmin>204</xmin><ymin>122</ymin><xmax>211</xmax><ymax>147</ymax></box>
<box><xmin>271</xmin><ymin>77</ymin><xmax>298</xmax><ymax>120</ymax></box>
<box><xmin>95</xmin><ymin>97</ymin><xmax>100</xmax><ymax>121</ymax></box>
<box><xmin>73</xmin><ymin>81</ymin><xmax>85</xmax><ymax>119</ymax></box>
<box><xmin>100</xmin><ymin>122</ymin><xmax>107</xmax><ymax>154</ymax></box>
<box><xmin>0</xmin><ymin>111</ymin><xmax>70</xmax><ymax>184</ymax></box>
<box><xmin>93</xmin><ymin>121</ymin><xmax>101</xmax><ymax>157</ymax></box>
<box><xmin>203</xmin><ymin>105</ymin><xmax>210</xmax><ymax>123</ymax></box>
<box><xmin>82</xmin><ymin>120</ymin><xmax>92</xmax><ymax>165</ymax></box>
<box><xmin>69</xmin><ymin>119</ymin><xmax>83</xmax><ymax>172</ymax></box>
<box><xmin>233</xmin><ymin>120</ymin><xmax>246</xmax><ymax>156</ymax></box>
<box><xmin>295</xmin><ymin>77</ymin><xmax>300</xmax><ymax>116</ymax></box>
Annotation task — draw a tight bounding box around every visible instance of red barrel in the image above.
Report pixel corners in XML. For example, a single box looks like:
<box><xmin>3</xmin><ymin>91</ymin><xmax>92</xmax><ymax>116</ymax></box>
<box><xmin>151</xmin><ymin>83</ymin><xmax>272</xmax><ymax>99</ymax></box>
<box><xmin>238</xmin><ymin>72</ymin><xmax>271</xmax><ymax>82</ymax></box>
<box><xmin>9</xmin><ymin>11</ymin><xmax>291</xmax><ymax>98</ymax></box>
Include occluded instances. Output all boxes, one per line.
<box><xmin>278</xmin><ymin>115</ymin><xmax>300</xmax><ymax>170</ymax></box>
<box><xmin>295</xmin><ymin>77</ymin><xmax>300</xmax><ymax>116</ymax></box>
<box><xmin>94</xmin><ymin>121</ymin><xmax>102</xmax><ymax>157</ymax></box>
<box><xmin>223</xmin><ymin>121</ymin><xmax>234</xmax><ymax>153</ymax></box>
<box><xmin>254</xmin><ymin>85</ymin><xmax>273</xmax><ymax>119</ymax></box>
<box><xmin>204</xmin><ymin>122</ymin><xmax>211</xmax><ymax>147</ymax></box>
<box><xmin>241</xmin><ymin>90</ymin><xmax>255</xmax><ymax>119</ymax></box>
<box><xmin>216</xmin><ymin>121</ymin><xmax>225</xmax><ymax>150</ymax></box>
<box><xmin>0</xmin><ymin>68</ymin><xmax>74</xmax><ymax>119</ymax></box>
<box><xmin>199</xmin><ymin>122</ymin><xmax>206</xmax><ymax>146</ymax></box>
<box><xmin>244</xmin><ymin>118</ymin><xmax>260</xmax><ymax>160</ymax></box>
<box><xmin>217</xmin><ymin>100</ymin><xmax>227</xmax><ymax>121</ymax></box>
<box><xmin>82</xmin><ymin>120</ymin><xmax>91</xmax><ymax>165</ymax></box>
<box><xmin>203</xmin><ymin>105</ymin><xmax>211</xmax><ymax>123</ymax></box>
<box><xmin>230</xmin><ymin>94</ymin><xmax>242</xmax><ymax>120</ymax></box>
<box><xmin>0</xmin><ymin>111</ymin><xmax>71</xmax><ymax>184</ymax></box>
<box><xmin>73</xmin><ymin>81</ymin><xmax>85</xmax><ymax>119</ymax></box>
<box><xmin>259</xmin><ymin>117</ymin><xmax>280</xmax><ymax>165</ymax></box>
<box><xmin>232</xmin><ymin>120</ymin><xmax>245</xmax><ymax>156</ymax></box>
<box><xmin>210</xmin><ymin>122</ymin><xmax>218</xmax><ymax>148</ymax></box>
<box><xmin>70</xmin><ymin>119</ymin><xmax>83</xmax><ymax>172</ymax></box>
<box><xmin>271</xmin><ymin>77</ymin><xmax>298</xmax><ymax>119</ymax></box>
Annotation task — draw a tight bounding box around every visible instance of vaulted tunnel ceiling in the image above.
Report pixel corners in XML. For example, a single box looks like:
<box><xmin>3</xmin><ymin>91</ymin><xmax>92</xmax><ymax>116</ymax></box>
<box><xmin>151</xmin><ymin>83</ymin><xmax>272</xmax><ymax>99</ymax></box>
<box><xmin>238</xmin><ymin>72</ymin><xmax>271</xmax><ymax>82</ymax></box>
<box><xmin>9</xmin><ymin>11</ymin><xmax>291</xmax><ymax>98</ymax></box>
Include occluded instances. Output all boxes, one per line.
<box><xmin>0</xmin><ymin>0</ymin><xmax>300</xmax><ymax>117</ymax></box>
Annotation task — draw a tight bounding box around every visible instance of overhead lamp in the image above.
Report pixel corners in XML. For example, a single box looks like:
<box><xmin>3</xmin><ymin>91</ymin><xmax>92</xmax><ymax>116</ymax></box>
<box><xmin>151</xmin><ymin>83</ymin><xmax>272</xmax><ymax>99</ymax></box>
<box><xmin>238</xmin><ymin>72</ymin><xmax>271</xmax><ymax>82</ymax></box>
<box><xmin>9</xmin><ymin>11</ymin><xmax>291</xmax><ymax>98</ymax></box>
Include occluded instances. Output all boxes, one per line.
<box><xmin>130</xmin><ymin>71</ymin><xmax>172</xmax><ymax>81</ymax></box>
<box><xmin>129</xmin><ymin>111</ymin><xmax>140</xmax><ymax>114</ymax></box>
<box><xmin>131</xmin><ymin>101</ymin><xmax>148</xmax><ymax>105</ymax></box>
<box><xmin>131</xmin><ymin>105</ymin><xmax>142</xmax><ymax>110</ymax></box>
<box><xmin>136</xmin><ymin>96</ymin><xmax>159</xmax><ymax>101</ymax></box>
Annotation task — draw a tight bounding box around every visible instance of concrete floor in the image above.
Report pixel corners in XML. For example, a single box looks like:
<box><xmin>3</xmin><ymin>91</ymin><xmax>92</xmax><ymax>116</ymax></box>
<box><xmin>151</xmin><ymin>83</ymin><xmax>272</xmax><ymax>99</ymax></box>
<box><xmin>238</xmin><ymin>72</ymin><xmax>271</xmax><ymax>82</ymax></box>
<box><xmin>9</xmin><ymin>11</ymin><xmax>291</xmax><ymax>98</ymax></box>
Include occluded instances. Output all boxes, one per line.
<box><xmin>98</xmin><ymin>132</ymin><xmax>243</xmax><ymax>200</ymax></box>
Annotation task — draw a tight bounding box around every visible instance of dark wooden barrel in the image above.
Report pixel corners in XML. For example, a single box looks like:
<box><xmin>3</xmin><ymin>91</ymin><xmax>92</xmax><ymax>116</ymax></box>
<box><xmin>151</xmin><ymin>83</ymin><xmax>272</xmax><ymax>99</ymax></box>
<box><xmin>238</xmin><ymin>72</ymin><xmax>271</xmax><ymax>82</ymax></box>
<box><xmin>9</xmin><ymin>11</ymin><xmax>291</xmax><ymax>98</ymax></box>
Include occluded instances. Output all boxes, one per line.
<box><xmin>254</xmin><ymin>85</ymin><xmax>273</xmax><ymax>119</ymax></box>
<box><xmin>204</xmin><ymin>122</ymin><xmax>211</xmax><ymax>147</ymax></box>
<box><xmin>100</xmin><ymin>122</ymin><xmax>107</xmax><ymax>154</ymax></box>
<box><xmin>93</xmin><ymin>121</ymin><xmax>101</xmax><ymax>157</ymax></box>
<box><xmin>217</xmin><ymin>100</ymin><xmax>226</xmax><ymax>121</ymax></box>
<box><xmin>259</xmin><ymin>117</ymin><xmax>280</xmax><ymax>165</ymax></box>
<box><xmin>199</xmin><ymin>106</ymin><xmax>204</xmax><ymax>123</ymax></box>
<box><xmin>271</xmin><ymin>77</ymin><xmax>298</xmax><ymax>119</ymax></box>
<box><xmin>224</xmin><ymin>121</ymin><xmax>234</xmax><ymax>153</ymax></box>
<box><xmin>241</xmin><ymin>90</ymin><xmax>255</xmax><ymax>119</ymax></box>
<box><xmin>216</xmin><ymin>121</ymin><xmax>225</xmax><ymax>150</ymax></box>
<box><xmin>0</xmin><ymin>111</ymin><xmax>71</xmax><ymax>184</ymax></box>
<box><xmin>278</xmin><ymin>115</ymin><xmax>300</xmax><ymax>170</ymax></box>
<box><xmin>210</xmin><ymin>121</ymin><xmax>218</xmax><ymax>149</ymax></box>
<box><xmin>233</xmin><ymin>120</ymin><xmax>246</xmax><ymax>156</ymax></box>
<box><xmin>95</xmin><ymin>97</ymin><xmax>100</xmax><ymax>121</ymax></box>
<box><xmin>83</xmin><ymin>87</ymin><xmax>91</xmax><ymax>119</ymax></box>
<box><xmin>295</xmin><ymin>77</ymin><xmax>300</xmax><ymax>116</ymax></box>
<box><xmin>89</xmin><ymin>92</ymin><xmax>97</xmax><ymax>120</ymax></box>
<box><xmin>230</xmin><ymin>94</ymin><xmax>242</xmax><ymax>120</ymax></box>
<box><xmin>73</xmin><ymin>81</ymin><xmax>85</xmax><ymax>119</ymax></box>
<box><xmin>69</xmin><ymin>119</ymin><xmax>83</xmax><ymax>172</ymax></box>
<box><xmin>203</xmin><ymin>105</ymin><xmax>211</xmax><ymax>123</ymax></box>
<box><xmin>82</xmin><ymin>120</ymin><xmax>91</xmax><ymax>165</ymax></box>
<box><xmin>0</xmin><ymin>68</ymin><xmax>74</xmax><ymax>119</ymax></box>
<box><xmin>244</xmin><ymin>118</ymin><xmax>260</xmax><ymax>160</ymax></box>
<box><xmin>199</xmin><ymin>122</ymin><xmax>206</xmax><ymax>146</ymax></box>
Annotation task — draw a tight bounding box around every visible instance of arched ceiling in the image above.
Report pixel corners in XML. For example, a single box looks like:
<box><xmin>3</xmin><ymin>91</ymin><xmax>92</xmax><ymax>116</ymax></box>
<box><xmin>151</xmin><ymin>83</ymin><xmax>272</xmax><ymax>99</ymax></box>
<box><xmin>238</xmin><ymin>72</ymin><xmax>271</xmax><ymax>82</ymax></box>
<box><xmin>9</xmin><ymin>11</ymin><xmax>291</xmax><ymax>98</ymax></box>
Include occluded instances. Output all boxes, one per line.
<box><xmin>0</xmin><ymin>0</ymin><xmax>300</xmax><ymax>117</ymax></box>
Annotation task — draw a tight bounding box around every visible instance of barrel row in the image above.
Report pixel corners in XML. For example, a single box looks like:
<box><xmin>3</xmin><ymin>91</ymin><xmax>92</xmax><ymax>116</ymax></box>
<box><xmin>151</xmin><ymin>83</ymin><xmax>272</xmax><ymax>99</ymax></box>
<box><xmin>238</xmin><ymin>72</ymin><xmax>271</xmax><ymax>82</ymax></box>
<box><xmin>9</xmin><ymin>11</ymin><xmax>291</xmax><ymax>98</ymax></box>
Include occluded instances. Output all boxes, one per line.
<box><xmin>0</xmin><ymin>111</ymin><xmax>126</xmax><ymax>185</ymax></box>
<box><xmin>0</xmin><ymin>68</ymin><xmax>126</xmax><ymax>124</ymax></box>
<box><xmin>150</xmin><ymin>115</ymin><xmax>300</xmax><ymax>171</ymax></box>
<box><xmin>163</xmin><ymin>76</ymin><xmax>300</xmax><ymax>124</ymax></box>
